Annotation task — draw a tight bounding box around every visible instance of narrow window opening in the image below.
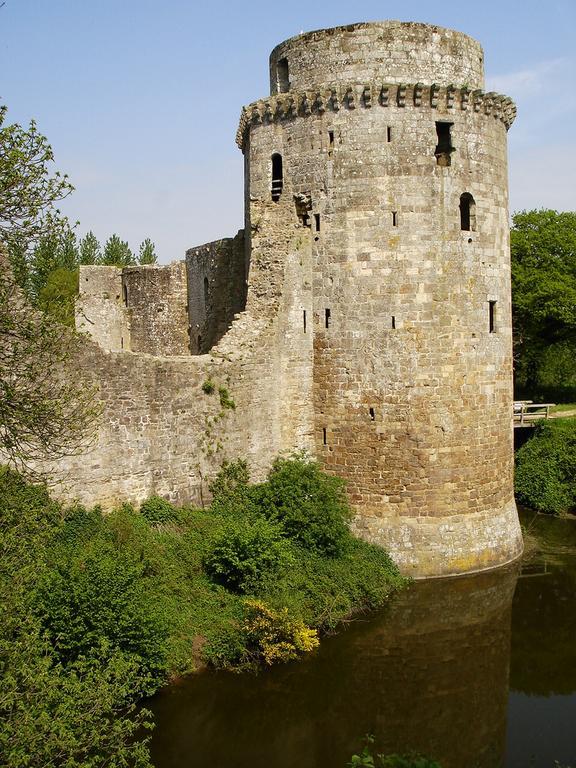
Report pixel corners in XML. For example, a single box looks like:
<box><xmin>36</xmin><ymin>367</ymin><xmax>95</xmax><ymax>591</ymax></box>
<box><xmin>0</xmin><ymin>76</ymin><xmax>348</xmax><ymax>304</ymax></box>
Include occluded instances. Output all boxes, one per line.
<box><xmin>322</xmin><ymin>427</ymin><xmax>327</xmax><ymax>445</ymax></box>
<box><xmin>121</xmin><ymin>336</ymin><xmax>124</xmax><ymax>349</ymax></box>
<box><xmin>325</xmin><ymin>308</ymin><xmax>331</xmax><ymax>328</ymax></box>
<box><xmin>314</xmin><ymin>213</ymin><xmax>321</xmax><ymax>232</ymax></box>
<box><xmin>459</xmin><ymin>193</ymin><xmax>476</xmax><ymax>232</ymax></box>
<box><xmin>303</xmin><ymin>309</ymin><xmax>307</xmax><ymax>333</ymax></box>
<box><xmin>271</xmin><ymin>153</ymin><xmax>283</xmax><ymax>201</ymax></box>
<box><xmin>392</xmin><ymin>211</ymin><xmax>398</xmax><ymax>227</ymax></box>
<box><xmin>435</xmin><ymin>122</ymin><xmax>454</xmax><ymax>166</ymax></box>
<box><xmin>277</xmin><ymin>58</ymin><xmax>290</xmax><ymax>93</ymax></box>
<box><xmin>369</xmin><ymin>407</ymin><xmax>375</xmax><ymax>421</ymax></box>
<box><xmin>122</xmin><ymin>283</ymin><xmax>128</xmax><ymax>306</ymax></box>
<box><xmin>386</xmin><ymin>126</ymin><xmax>392</xmax><ymax>143</ymax></box>
<box><xmin>489</xmin><ymin>301</ymin><xmax>496</xmax><ymax>333</ymax></box>
<box><xmin>391</xmin><ymin>315</ymin><xmax>396</xmax><ymax>329</ymax></box>
<box><xmin>203</xmin><ymin>276</ymin><xmax>209</xmax><ymax>306</ymax></box>
<box><xmin>328</xmin><ymin>131</ymin><xmax>334</xmax><ymax>158</ymax></box>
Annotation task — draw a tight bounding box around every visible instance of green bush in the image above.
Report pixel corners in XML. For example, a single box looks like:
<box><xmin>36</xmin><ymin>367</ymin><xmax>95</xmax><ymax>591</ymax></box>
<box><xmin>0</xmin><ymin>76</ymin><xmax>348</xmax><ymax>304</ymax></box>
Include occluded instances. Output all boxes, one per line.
<box><xmin>515</xmin><ymin>419</ymin><xmax>576</xmax><ymax>514</ymax></box>
<box><xmin>140</xmin><ymin>494</ymin><xmax>179</xmax><ymax>524</ymax></box>
<box><xmin>204</xmin><ymin>516</ymin><xmax>292</xmax><ymax>593</ymax></box>
<box><xmin>36</xmin><ymin>508</ymin><xmax>170</xmax><ymax>682</ymax></box>
<box><xmin>254</xmin><ymin>454</ymin><xmax>352</xmax><ymax>556</ymax></box>
<box><xmin>0</xmin><ymin>471</ymin><xmax>154</xmax><ymax>768</ymax></box>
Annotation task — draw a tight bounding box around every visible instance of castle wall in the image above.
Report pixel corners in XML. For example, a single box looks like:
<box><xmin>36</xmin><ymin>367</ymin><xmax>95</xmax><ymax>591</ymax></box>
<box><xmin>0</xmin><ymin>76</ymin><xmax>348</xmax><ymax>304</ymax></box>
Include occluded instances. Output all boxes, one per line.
<box><xmin>59</xmin><ymin>21</ymin><xmax>521</xmax><ymax>578</ymax></box>
<box><xmin>76</xmin><ymin>266</ymin><xmax>130</xmax><ymax>351</ymax></box>
<box><xmin>186</xmin><ymin>231</ymin><xmax>247</xmax><ymax>354</ymax></box>
<box><xmin>123</xmin><ymin>263</ymin><xmax>190</xmax><ymax>356</ymax></box>
<box><xmin>57</xmin><ymin>200</ymin><xmax>314</xmax><ymax>509</ymax></box>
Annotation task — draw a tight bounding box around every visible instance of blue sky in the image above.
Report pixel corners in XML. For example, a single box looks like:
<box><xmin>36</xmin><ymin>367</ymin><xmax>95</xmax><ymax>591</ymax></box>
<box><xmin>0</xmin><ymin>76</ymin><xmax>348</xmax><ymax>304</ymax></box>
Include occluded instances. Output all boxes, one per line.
<box><xmin>1</xmin><ymin>0</ymin><xmax>575</xmax><ymax>262</ymax></box>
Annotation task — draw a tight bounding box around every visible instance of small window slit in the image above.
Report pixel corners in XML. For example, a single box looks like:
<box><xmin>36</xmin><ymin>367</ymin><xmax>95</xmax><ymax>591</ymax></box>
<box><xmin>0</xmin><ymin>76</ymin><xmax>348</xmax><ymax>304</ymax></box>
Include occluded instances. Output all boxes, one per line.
<box><xmin>303</xmin><ymin>310</ymin><xmax>307</xmax><ymax>333</ymax></box>
<box><xmin>489</xmin><ymin>301</ymin><xmax>496</xmax><ymax>333</ymax></box>
<box><xmin>369</xmin><ymin>407</ymin><xmax>375</xmax><ymax>421</ymax></box>
<box><xmin>322</xmin><ymin>427</ymin><xmax>327</xmax><ymax>445</ymax></box>
<box><xmin>391</xmin><ymin>315</ymin><xmax>396</xmax><ymax>329</ymax></box>
<box><xmin>325</xmin><ymin>308</ymin><xmax>331</xmax><ymax>328</ymax></box>
<box><xmin>386</xmin><ymin>126</ymin><xmax>392</xmax><ymax>142</ymax></box>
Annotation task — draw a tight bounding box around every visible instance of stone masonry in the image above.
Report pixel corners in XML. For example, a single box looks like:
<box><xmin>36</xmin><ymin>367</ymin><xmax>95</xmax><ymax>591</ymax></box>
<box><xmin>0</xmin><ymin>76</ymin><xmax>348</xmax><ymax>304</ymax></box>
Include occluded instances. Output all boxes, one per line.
<box><xmin>57</xmin><ymin>22</ymin><xmax>523</xmax><ymax>577</ymax></box>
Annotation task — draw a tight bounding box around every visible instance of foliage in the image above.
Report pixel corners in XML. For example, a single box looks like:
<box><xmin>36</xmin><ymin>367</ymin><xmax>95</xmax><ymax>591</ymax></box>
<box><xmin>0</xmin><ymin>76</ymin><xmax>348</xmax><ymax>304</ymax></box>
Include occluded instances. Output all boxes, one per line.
<box><xmin>138</xmin><ymin>237</ymin><xmax>157</xmax><ymax>265</ymax></box>
<box><xmin>202</xmin><ymin>378</ymin><xmax>216</xmax><ymax>395</ymax></box>
<box><xmin>36</xmin><ymin>507</ymin><xmax>170</xmax><ymax>682</ymax></box>
<box><xmin>0</xmin><ymin>105</ymin><xmax>74</xmax><ymax>259</ymax></box>
<box><xmin>204</xmin><ymin>516</ymin><xmax>291</xmax><ymax>593</ymax></box>
<box><xmin>0</xmin><ymin>469</ymin><xmax>153</xmax><ymax>768</ymax></box>
<box><xmin>79</xmin><ymin>230</ymin><xmax>101</xmax><ymax>265</ymax></box>
<box><xmin>515</xmin><ymin>418</ymin><xmax>576</xmax><ymax>515</ymax></box>
<box><xmin>348</xmin><ymin>738</ymin><xmax>442</xmax><ymax>768</ymax></box>
<box><xmin>243</xmin><ymin>599</ymin><xmax>319</xmax><ymax>664</ymax></box>
<box><xmin>511</xmin><ymin>210</ymin><xmax>576</xmax><ymax>392</ymax></box>
<box><xmin>218</xmin><ymin>385</ymin><xmax>236</xmax><ymax>410</ymax></box>
<box><xmin>0</xmin><ymin>252</ymin><xmax>99</xmax><ymax>475</ymax></box>
<box><xmin>254</xmin><ymin>453</ymin><xmax>352</xmax><ymax>555</ymax></box>
<box><xmin>140</xmin><ymin>494</ymin><xmax>179</xmax><ymax>524</ymax></box>
<box><xmin>37</xmin><ymin>265</ymin><xmax>78</xmax><ymax>326</ymax></box>
<box><xmin>102</xmin><ymin>234</ymin><xmax>135</xmax><ymax>267</ymax></box>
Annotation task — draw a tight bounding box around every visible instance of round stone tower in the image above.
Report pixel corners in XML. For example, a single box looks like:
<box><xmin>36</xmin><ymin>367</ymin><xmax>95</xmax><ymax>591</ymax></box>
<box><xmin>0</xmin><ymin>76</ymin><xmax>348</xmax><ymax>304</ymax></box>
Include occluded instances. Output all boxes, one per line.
<box><xmin>236</xmin><ymin>21</ymin><xmax>523</xmax><ymax>577</ymax></box>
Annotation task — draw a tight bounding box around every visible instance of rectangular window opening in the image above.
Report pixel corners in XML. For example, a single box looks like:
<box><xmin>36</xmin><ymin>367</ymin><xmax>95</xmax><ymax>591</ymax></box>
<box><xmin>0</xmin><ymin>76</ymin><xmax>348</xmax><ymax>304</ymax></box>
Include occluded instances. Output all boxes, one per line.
<box><xmin>387</xmin><ymin>126</ymin><xmax>392</xmax><ymax>143</ymax></box>
<box><xmin>328</xmin><ymin>131</ymin><xmax>334</xmax><ymax>158</ymax></box>
<box><xmin>314</xmin><ymin>213</ymin><xmax>321</xmax><ymax>232</ymax></box>
<box><xmin>391</xmin><ymin>315</ymin><xmax>396</xmax><ymax>329</ymax></box>
<box><xmin>303</xmin><ymin>309</ymin><xmax>307</xmax><ymax>333</ymax></box>
<box><xmin>369</xmin><ymin>407</ymin><xmax>375</xmax><ymax>421</ymax></box>
<box><xmin>325</xmin><ymin>308</ymin><xmax>331</xmax><ymax>329</ymax></box>
<box><xmin>322</xmin><ymin>427</ymin><xmax>327</xmax><ymax>446</ymax></box>
<box><xmin>392</xmin><ymin>211</ymin><xmax>398</xmax><ymax>227</ymax></box>
<box><xmin>489</xmin><ymin>301</ymin><xmax>496</xmax><ymax>333</ymax></box>
<box><xmin>435</xmin><ymin>122</ymin><xmax>454</xmax><ymax>167</ymax></box>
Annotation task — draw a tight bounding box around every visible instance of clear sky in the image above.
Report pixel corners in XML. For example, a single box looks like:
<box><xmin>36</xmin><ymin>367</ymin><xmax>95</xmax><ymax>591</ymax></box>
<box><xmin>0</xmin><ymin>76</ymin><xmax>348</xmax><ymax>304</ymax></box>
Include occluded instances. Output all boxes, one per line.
<box><xmin>1</xmin><ymin>0</ymin><xmax>575</xmax><ymax>263</ymax></box>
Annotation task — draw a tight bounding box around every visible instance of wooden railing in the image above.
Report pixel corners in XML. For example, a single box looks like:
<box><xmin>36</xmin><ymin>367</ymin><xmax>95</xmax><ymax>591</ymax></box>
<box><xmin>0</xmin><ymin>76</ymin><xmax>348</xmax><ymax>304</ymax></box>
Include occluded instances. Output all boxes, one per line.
<box><xmin>513</xmin><ymin>401</ymin><xmax>555</xmax><ymax>426</ymax></box>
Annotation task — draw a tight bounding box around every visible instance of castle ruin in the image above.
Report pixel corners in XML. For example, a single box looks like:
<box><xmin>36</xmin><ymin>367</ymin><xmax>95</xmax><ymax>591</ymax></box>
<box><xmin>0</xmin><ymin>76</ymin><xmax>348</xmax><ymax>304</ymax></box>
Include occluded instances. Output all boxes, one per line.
<box><xmin>64</xmin><ymin>21</ymin><xmax>523</xmax><ymax>577</ymax></box>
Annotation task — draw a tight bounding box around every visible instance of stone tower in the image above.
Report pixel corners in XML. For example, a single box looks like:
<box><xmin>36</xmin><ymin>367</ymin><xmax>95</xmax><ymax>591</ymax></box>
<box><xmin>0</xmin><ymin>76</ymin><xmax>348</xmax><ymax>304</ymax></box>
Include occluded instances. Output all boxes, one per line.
<box><xmin>237</xmin><ymin>21</ymin><xmax>523</xmax><ymax>576</ymax></box>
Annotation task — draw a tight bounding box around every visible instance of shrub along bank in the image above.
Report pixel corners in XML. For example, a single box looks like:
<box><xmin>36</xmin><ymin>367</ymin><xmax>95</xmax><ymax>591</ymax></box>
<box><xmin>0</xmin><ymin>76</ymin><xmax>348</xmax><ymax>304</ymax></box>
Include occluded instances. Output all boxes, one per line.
<box><xmin>515</xmin><ymin>418</ymin><xmax>576</xmax><ymax>515</ymax></box>
<box><xmin>0</xmin><ymin>455</ymin><xmax>405</xmax><ymax>767</ymax></box>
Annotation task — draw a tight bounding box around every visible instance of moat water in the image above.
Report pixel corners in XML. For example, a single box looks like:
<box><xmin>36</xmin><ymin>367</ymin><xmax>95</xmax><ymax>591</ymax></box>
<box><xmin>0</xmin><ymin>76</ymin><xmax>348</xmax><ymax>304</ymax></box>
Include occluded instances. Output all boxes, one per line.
<box><xmin>148</xmin><ymin>509</ymin><xmax>576</xmax><ymax>768</ymax></box>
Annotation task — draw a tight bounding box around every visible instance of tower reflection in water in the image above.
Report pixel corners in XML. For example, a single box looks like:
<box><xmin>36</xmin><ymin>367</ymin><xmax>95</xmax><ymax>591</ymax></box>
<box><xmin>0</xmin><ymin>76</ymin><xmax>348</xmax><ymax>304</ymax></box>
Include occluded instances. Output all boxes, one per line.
<box><xmin>149</xmin><ymin>565</ymin><xmax>518</xmax><ymax>768</ymax></box>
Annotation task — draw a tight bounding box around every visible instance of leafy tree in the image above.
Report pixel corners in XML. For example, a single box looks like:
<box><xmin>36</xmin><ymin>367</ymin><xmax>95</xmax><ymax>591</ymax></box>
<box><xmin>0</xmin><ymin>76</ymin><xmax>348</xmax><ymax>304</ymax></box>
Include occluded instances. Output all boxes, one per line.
<box><xmin>102</xmin><ymin>234</ymin><xmax>135</xmax><ymax>267</ymax></box>
<box><xmin>37</xmin><ymin>266</ymin><xmax>79</xmax><ymax>326</ymax></box>
<box><xmin>511</xmin><ymin>210</ymin><xmax>576</xmax><ymax>391</ymax></box>
<box><xmin>0</xmin><ymin>105</ymin><xmax>73</xmax><ymax>274</ymax></box>
<box><xmin>28</xmin><ymin>231</ymin><xmax>61</xmax><ymax>300</ymax></box>
<box><xmin>0</xmin><ymin>249</ymin><xmax>99</xmax><ymax>475</ymax></box>
<box><xmin>138</xmin><ymin>237</ymin><xmax>157</xmax><ymax>265</ymax></box>
<box><xmin>58</xmin><ymin>228</ymin><xmax>79</xmax><ymax>271</ymax></box>
<box><xmin>79</xmin><ymin>230</ymin><xmax>101</xmax><ymax>265</ymax></box>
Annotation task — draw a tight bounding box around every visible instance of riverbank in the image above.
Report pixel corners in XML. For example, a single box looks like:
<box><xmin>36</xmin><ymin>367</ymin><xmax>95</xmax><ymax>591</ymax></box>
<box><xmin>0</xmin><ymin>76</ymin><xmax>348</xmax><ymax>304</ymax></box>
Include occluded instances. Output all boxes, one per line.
<box><xmin>0</xmin><ymin>456</ymin><xmax>405</xmax><ymax>767</ymax></box>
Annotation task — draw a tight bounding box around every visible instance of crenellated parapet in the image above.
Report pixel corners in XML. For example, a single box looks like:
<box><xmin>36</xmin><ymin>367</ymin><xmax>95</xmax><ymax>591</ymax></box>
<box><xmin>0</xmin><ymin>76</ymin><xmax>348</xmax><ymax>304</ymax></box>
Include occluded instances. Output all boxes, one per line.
<box><xmin>236</xmin><ymin>83</ymin><xmax>516</xmax><ymax>148</ymax></box>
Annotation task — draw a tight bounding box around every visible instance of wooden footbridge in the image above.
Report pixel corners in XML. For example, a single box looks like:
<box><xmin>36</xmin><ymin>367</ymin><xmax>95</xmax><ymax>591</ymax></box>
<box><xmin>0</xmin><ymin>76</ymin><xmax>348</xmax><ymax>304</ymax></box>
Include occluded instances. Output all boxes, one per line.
<box><xmin>513</xmin><ymin>401</ymin><xmax>555</xmax><ymax>428</ymax></box>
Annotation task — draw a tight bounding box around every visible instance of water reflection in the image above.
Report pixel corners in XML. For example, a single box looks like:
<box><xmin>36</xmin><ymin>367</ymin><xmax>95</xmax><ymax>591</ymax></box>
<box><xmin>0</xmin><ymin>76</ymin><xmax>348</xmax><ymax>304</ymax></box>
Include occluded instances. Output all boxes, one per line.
<box><xmin>149</xmin><ymin>566</ymin><xmax>518</xmax><ymax>768</ymax></box>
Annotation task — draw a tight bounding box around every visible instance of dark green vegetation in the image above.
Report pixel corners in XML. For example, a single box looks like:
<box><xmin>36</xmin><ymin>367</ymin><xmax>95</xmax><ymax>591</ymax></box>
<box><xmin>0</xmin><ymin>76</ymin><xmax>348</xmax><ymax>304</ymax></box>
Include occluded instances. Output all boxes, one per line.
<box><xmin>0</xmin><ymin>457</ymin><xmax>404</xmax><ymax>767</ymax></box>
<box><xmin>0</xmin><ymin>105</ymin><xmax>157</xmax><ymax>326</ymax></box>
<box><xmin>515</xmin><ymin>419</ymin><xmax>576</xmax><ymax>515</ymax></box>
<box><xmin>511</xmin><ymin>209</ymin><xmax>576</xmax><ymax>402</ymax></box>
<box><xmin>348</xmin><ymin>738</ymin><xmax>442</xmax><ymax>768</ymax></box>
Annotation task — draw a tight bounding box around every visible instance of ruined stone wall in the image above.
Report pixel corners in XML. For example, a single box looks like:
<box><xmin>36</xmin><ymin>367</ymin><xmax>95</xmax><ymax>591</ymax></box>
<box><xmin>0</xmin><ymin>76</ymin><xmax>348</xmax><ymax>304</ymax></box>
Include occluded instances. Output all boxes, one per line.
<box><xmin>76</xmin><ymin>266</ymin><xmax>130</xmax><ymax>351</ymax></box>
<box><xmin>241</xmin><ymin>21</ymin><xmax>522</xmax><ymax>577</ymax></box>
<box><xmin>58</xmin><ymin>196</ymin><xmax>314</xmax><ymax>508</ymax></box>
<box><xmin>186</xmin><ymin>231</ymin><xmax>247</xmax><ymax>354</ymax></box>
<box><xmin>124</xmin><ymin>263</ymin><xmax>190</xmax><ymax>356</ymax></box>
